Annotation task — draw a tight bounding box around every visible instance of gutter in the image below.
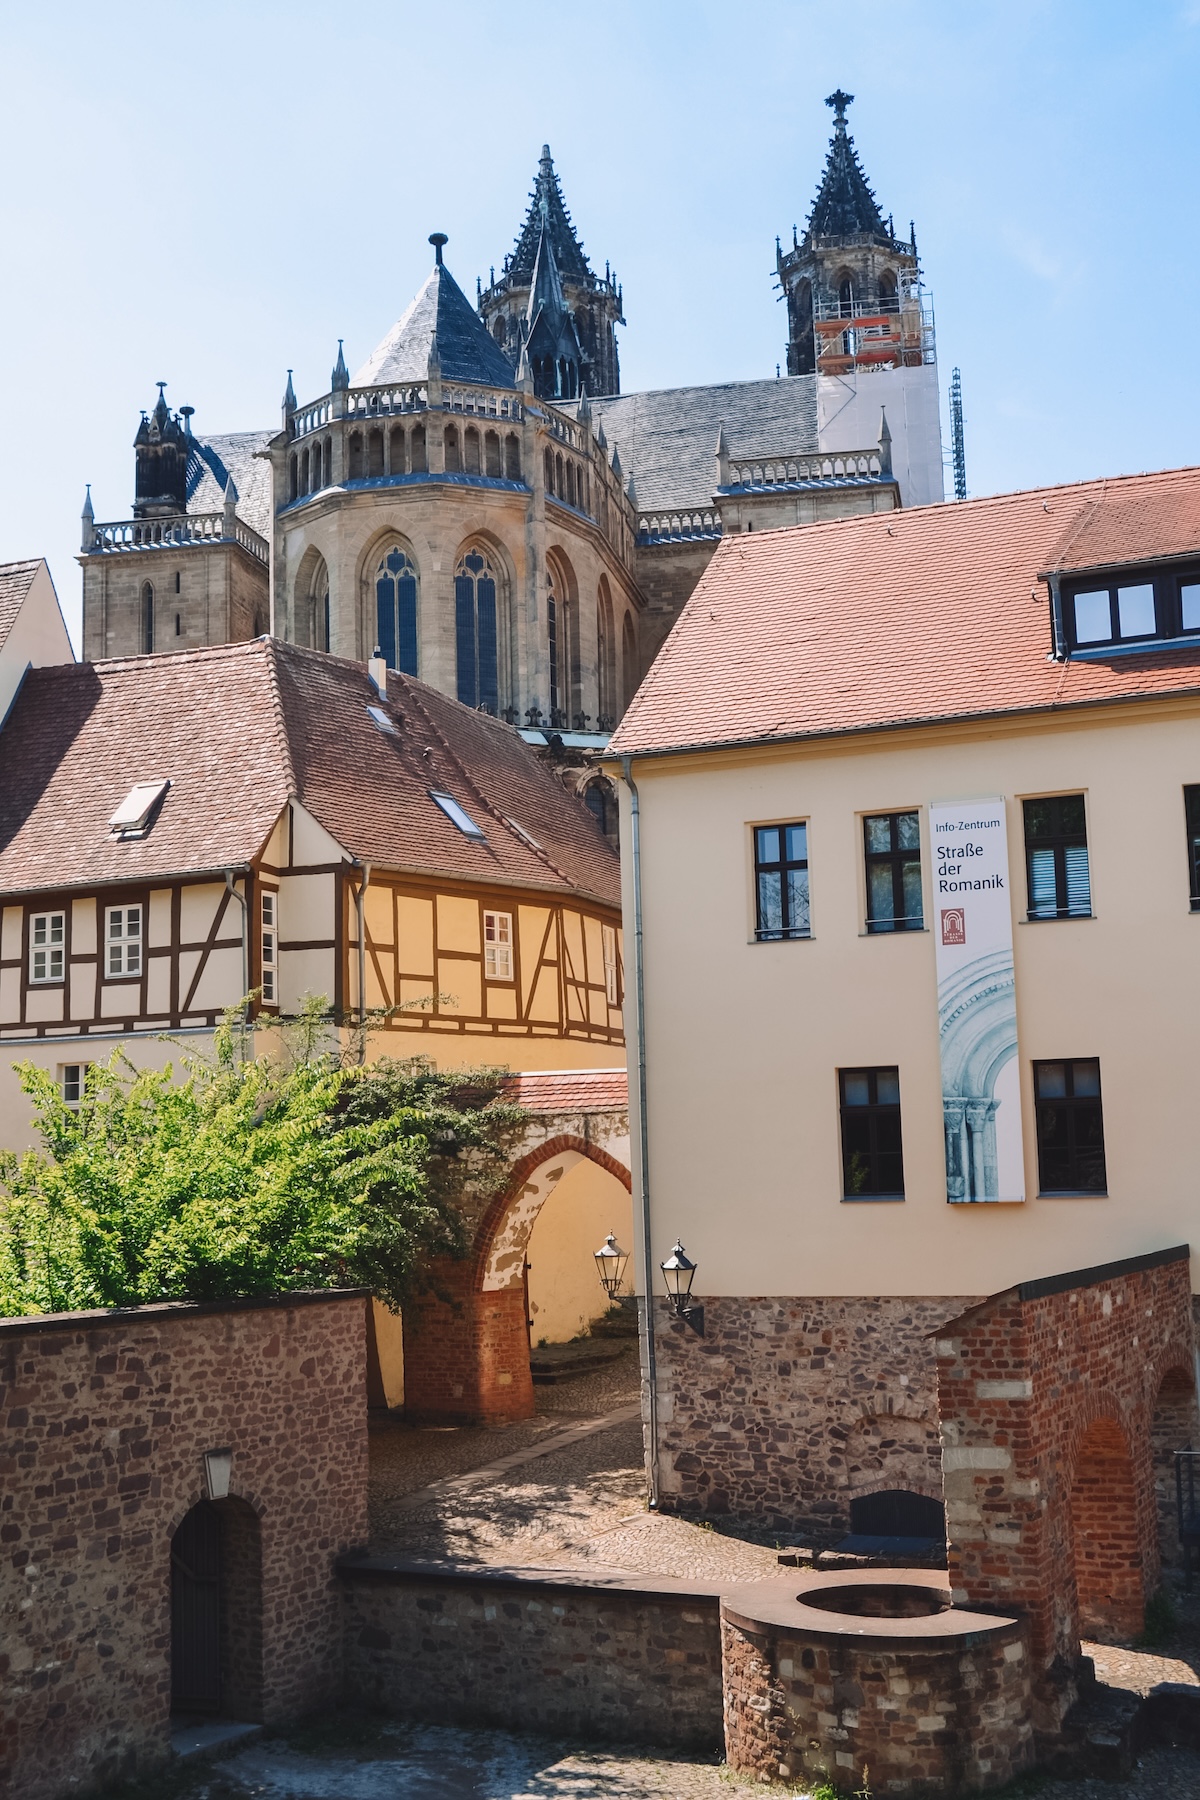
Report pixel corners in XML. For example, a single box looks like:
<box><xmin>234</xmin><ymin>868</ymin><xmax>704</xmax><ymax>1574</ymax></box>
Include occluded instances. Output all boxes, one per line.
<box><xmin>618</xmin><ymin>754</ymin><xmax>659</xmax><ymax>1507</ymax></box>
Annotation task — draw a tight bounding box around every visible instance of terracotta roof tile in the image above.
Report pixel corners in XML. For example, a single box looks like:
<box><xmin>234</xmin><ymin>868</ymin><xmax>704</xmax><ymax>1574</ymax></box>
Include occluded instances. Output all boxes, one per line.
<box><xmin>0</xmin><ymin>560</ymin><xmax>42</xmax><ymax>653</ymax></box>
<box><xmin>502</xmin><ymin>1069</ymin><xmax>628</xmax><ymax>1113</ymax></box>
<box><xmin>0</xmin><ymin>640</ymin><xmax>619</xmax><ymax>906</ymax></box>
<box><xmin>608</xmin><ymin>465</ymin><xmax>1200</xmax><ymax>756</ymax></box>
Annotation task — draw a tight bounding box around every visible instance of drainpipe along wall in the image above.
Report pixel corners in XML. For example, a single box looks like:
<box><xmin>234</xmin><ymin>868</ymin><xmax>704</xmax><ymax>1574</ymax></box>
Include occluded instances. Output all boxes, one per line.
<box><xmin>354</xmin><ymin>863</ymin><xmax>372</xmax><ymax>1063</ymax></box>
<box><xmin>619</xmin><ymin>754</ymin><xmax>659</xmax><ymax>1506</ymax></box>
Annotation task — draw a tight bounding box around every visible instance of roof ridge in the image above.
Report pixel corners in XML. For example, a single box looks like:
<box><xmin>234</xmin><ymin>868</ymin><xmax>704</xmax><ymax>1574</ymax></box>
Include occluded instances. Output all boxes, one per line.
<box><xmin>262</xmin><ymin>639</ymin><xmax>300</xmax><ymax>799</ymax></box>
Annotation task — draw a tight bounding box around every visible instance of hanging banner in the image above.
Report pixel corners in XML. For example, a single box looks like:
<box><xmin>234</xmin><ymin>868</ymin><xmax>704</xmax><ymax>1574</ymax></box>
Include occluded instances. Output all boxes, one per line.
<box><xmin>930</xmin><ymin>797</ymin><xmax>1024</xmax><ymax>1203</ymax></box>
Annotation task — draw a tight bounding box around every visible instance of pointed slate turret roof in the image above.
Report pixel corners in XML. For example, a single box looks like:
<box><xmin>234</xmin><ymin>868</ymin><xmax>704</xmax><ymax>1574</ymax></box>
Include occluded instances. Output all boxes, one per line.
<box><xmin>507</xmin><ymin>146</ymin><xmax>593</xmax><ymax>285</ymax></box>
<box><xmin>354</xmin><ymin>239</ymin><xmax>516</xmax><ymax>389</ymax></box>
<box><xmin>807</xmin><ymin>89</ymin><xmax>887</xmax><ymax>239</ymax></box>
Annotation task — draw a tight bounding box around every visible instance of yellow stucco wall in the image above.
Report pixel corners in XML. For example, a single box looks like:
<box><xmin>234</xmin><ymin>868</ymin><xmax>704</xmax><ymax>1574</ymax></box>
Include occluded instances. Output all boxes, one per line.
<box><xmin>616</xmin><ymin>697</ymin><xmax>1200</xmax><ymax>1298</ymax></box>
<box><xmin>525</xmin><ymin>1157</ymin><xmax>635</xmax><ymax>1344</ymax></box>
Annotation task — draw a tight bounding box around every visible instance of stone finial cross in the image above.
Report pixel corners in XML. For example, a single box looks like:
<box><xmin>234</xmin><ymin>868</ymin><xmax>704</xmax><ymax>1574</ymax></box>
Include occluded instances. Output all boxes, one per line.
<box><xmin>825</xmin><ymin>89</ymin><xmax>854</xmax><ymax>124</ymax></box>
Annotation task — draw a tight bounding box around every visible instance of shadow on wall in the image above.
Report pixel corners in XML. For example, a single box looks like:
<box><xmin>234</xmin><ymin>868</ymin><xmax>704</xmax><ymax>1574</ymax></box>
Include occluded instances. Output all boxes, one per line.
<box><xmin>525</xmin><ymin>1157</ymin><xmax>634</xmax><ymax>1344</ymax></box>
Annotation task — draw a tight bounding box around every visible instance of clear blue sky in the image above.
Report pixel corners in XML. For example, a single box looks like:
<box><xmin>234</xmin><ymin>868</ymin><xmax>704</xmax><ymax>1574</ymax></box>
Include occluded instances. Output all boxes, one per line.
<box><xmin>3</xmin><ymin>0</ymin><xmax>1198</xmax><ymax>646</ymax></box>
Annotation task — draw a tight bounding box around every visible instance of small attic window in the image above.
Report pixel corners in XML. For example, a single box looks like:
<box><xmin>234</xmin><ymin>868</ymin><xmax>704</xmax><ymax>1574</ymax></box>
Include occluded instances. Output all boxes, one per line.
<box><xmin>430</xmin><ymin>790</ymin><xmax>486</xmax><ymax>839</ymax></box>
<box><xmin>109</xmin><ymin>779</ymin><xmax>170</xmax><ymax>840</ymax></box>
<box><xmin>504</xmin><ymin>816</ymin><xmax>544</xmax><ymax>854</ymax></box>
<box><xmin>367</xmin><ymin>703</ymin><xmax>399</xmax><ymax>736</ymax></box>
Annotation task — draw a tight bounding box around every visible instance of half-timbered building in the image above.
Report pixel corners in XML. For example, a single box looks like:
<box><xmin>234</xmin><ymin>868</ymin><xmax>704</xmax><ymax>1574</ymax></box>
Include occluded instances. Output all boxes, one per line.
<box><xmin>0</xmin><ymin>637</ymin><xmax>630</xmax><ymax>1368</ymax></box>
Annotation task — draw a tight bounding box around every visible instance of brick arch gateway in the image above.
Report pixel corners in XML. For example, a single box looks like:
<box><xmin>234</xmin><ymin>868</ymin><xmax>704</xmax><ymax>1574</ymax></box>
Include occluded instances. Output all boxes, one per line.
<box><xmin>401</xmin><ymin>1070</ymin><xmax>632</xmax><ymax>1425</ymax></box>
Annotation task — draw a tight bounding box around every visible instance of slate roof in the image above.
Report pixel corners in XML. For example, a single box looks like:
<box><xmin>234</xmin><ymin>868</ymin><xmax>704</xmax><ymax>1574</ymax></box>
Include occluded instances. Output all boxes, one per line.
<box><xmin>508</xmin><ymin>146</ymin><xmax>593</xmax><ymax>285</ymax></box>
<box><xmin>186</xmin><ymin>433</ymin><xmax>273</xmax><ymax>537</ymax></box>
<box><xmin>0</xmin><ymin>639</ymin><xmax>620</xmax><ymax>906</ymax></box>
<box><xmin>0</xmin><ymin>561</ymin><xmax>41</xmax><ymax>653</ymax></box>
<box><xmin>581</xmin><ymin>379</ymin><xmax>819</xmax><ymax>513</ymax></box>
<box><xmin>354</xmin><ymin>259</ymin><xmax>516</xmax><ymax>391</ymax></box>
<box><xmin>607</xmin><ymin>465</ymin><xmax>1200</xmax><ymax>757</ymax></box>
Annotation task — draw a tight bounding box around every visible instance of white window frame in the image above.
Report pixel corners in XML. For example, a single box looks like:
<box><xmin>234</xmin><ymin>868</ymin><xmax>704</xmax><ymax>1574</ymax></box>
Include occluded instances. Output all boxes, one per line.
<box><xmin>29</xmin><ymin>912</ymin><xmax>65</xmax><ymax>984</ymax></box>
<box><xmin>59</xmin><ymin>1063</ymin><xmax>92</xmax><ymax>1107</ymax></box>
<box><xmin>105</xmin><ymin>905</ymin><xmax>142</xmax><ymax>978</ymax></box>
<box><xmin>483</xmin><ymin>910</ymin><xmax>513</xmax><ymax>981</ymax></box>
<box><xmin>261</xmin><ymin>890</ymin><xmax>278</xmax><ymax>1005</ymax></box>
<box><xmin>602</xmin><ymin>923</ymin><xmax>620</xmax><ymax>1005</ymax></box>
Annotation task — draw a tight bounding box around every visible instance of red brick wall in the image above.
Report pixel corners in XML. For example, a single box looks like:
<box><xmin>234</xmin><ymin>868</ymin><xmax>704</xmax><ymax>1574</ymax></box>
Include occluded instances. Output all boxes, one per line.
<box><xmin>935</xmin><ymin>1247</ymin><xmax>1196</xmax><ymax>1727</ymax></box>
<box><xmin>0</xmin><ymin>1291</ymin><xmax>369</xmax><ymax>1800</ymax></box>
<box><xmin>401</xmin><ymin>1261</ymin><xmax>533</xmax><ymax>1425</ymax></box>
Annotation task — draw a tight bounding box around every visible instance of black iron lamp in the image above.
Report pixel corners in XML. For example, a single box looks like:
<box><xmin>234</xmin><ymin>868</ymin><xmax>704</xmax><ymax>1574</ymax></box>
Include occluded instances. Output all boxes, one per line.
<box><xmin>593</xmin><ymin>1232</ymin><xmax>629</xmax><ymax>1300</ymax></box>
<box><xmin>660</xmin><ymin>1241</ymin><xmax>703</xmax><ymax>1335</ymax></box>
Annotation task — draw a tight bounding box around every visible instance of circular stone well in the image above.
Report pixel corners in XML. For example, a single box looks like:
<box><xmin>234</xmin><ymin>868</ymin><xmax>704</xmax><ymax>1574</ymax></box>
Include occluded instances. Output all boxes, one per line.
<box><xmin>721</xmin><ymin>1569</ymin><xmax>1034</xmax><ymax>1795</ymax></box>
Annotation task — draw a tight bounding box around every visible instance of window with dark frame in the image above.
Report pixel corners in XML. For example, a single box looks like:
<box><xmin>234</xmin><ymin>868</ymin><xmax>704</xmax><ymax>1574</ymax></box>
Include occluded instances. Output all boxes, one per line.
<box><xmin>754</xmin><ymin>823</ymin><xmax>810</xmax><ymax>940</ymax></box>
<box><xmin>839</xmin><ymin>1067</ymin><xmax>905</xmax><ymax>1199</ymax></box>
<box><xmin>1023</xmin><ymin>795</ymin><xmax>1091</xmax><ymax>919</ymax></box>
<box><xmin>1033</xmin><ymin>1059</ymin><xmax>1107</xmax><ymax>1194</ymax></box>
<box><xmin>1186</xmin><ymin>786</ymin><xmax>1200</xmax><ymax>911</ymax></box>
<box><xmin>864</xmin><ymin>811</ymin><xmax>923</xmax><ymax>932</ymax></box>
<box><xmin>1064</xmin><ymin>566</ymin><xmax>1200</xmax><ymax>652</ymax></box>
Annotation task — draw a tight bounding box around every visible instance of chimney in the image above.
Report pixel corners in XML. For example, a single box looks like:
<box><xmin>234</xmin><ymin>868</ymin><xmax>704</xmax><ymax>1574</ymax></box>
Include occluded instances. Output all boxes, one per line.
<box><xmin>368</xmin><ymin>647</ymin><xmax>387</xmax><ymax>699</ymax></box>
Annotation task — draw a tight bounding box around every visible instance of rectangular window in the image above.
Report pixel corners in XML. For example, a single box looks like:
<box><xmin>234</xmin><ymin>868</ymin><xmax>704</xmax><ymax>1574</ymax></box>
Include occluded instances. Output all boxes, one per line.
<box><xmin>1023</xmin><ymin>795</ymin><xmax>1091</xmax><ymax>919</ymax></box>
<box><xmin>261</xmin><ymin>892</ymin><xmax>278</xmax><ymax>1005</ymax></box>
<box><xmin>864</xmin><ymin>811</ymin><xmax>923</xmax><ymax>932</ymax></box>
<box><xmin>602</xmin><ymin>923</ymin><xmax>620</xmax><ymax>1005</ymax></box>
<box><xmin>105</xmin><ymin>905</ymin><xmax>142</xmax><ymax>978</ymax></box>
<box><xmin>59</xmin><ymin>1063</ymin><xmax>91</xmax><ymax>1107</ymax></box>
<box><xmin>29</xmin><ymin>912</ymin><xmax>65</xmax><ymax>983</ymax></box>
<box><xmin>1186</xmin><ymin>786</ymin><xmax>1200</xmax><ymax>911</ymax></box>
<box><xmin>754</xmin><ymin>822</ymin><xmax>810</xmax><ymax>940</ymax></box>
<box><xmin>1070</xmin><ymin>582</ymin><xmax>1158</xmax><ymax>647</ymax></box>
<box><xmin>483</xmin><ymin>910</ymin><xmax>513</xmax><ymax>981</ymax></box>
<box><xmin>1034</xmin><ymin>1058</ymin><xmax>1107</xmax><ymax>1194</ymax></box>
<box><xmin>839</xmin><ymin>1067</ymin><xmax>905</xmax><ymax>1199</ymax></box>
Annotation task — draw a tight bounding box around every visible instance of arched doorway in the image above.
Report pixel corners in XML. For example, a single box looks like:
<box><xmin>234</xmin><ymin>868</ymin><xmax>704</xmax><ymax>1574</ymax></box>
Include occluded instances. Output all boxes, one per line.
<box><xmin>170</xmin><ymin>1497</ymin><xmax>263</xmax><ymax>1723</ymax></box>
<box><xmin>1069</xmin><ymin>1416</ymin><xmax>1144</xmax><ymax>1642</ymax></box>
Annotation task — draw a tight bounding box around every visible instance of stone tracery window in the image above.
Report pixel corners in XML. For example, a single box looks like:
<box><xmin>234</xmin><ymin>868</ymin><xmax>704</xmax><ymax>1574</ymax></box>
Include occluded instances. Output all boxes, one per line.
<box><xmin>375</xmin><ymin>547</ymin><xmax>418</xmax><ymax>674</ymax></box>
<box><xmin>455</xmin><ymin>547</ymin><xmax>499</xmax><ymax>713</ymax></box>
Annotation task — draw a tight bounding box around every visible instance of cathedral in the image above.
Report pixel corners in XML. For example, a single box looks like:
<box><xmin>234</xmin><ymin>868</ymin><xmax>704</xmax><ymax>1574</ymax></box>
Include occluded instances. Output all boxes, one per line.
<box><xmin>79</xmin><ymin>94</ymin><xmax>943</xmax><ymax>757</ymax></box>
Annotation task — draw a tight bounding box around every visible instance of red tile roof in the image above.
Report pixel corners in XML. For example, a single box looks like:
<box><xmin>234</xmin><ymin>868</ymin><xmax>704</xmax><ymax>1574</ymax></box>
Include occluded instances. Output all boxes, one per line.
<box><xmin>502</xmin><ymin>1069</ymin><xmax>628</xmax><ymax>1113</ymax></box>
<box><xmin>608</xmin><ymin>465</ymin><xmax>1200</xmax><ymax>757</ymax></box>
<box><xmin>0</xmin><ymin>640</ymin><xmax>619</xmax><ymax>906</ymax></box>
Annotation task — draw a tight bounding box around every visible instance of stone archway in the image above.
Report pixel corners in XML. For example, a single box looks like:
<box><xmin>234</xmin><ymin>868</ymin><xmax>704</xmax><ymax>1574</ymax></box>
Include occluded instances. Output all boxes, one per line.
<box><xmin>401</xmin><ymin>1070</ymin><xmax>631</xmax><ymax>1424</ymax></box>
<box><xmin>1068</xmin><ymin>1414</ymin><xmax>1144</xmax><ymax>1642</ymax></box>
<box><xmin>170</xmin><ymin>1495</ymin><xmax>263</xmax><ymax>1723</ymax></box>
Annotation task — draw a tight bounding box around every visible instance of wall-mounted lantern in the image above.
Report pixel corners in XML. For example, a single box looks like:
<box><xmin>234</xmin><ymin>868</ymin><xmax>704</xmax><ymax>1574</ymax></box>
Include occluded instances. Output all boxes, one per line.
<box><xmin>203</xmin><ymin>1448</ymin><xmax>233</xmax><ymax>1501</ymax></box>
<box><xmin>660</xmin><ymin>1241</ymin><xmax>703</xmax><ymax>1335</ymax></box>
<box><xmin>593</xmin><ymin>1231</ymin><xmax>629</xmax><ymax>1300</ymax></box>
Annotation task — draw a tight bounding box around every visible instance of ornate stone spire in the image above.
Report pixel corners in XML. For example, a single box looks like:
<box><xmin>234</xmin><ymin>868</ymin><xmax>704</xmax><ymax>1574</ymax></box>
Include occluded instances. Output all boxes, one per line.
<box><xmin>331</xmin><ymin>340</ymin><xmax>349</xmax><ymax>393</ymax></box>
<box><xmin>508</xmin><ymin>146</ymin><xmax>593</xmax><ymax>284</ymax></box>
<box><xmin>807</xmin><ymin>89</ymin><xmax>886</xmax><ymax>239</ymax></box>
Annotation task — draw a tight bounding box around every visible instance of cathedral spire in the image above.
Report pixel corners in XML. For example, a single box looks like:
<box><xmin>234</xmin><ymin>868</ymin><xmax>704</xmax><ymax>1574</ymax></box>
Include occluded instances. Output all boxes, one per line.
<box><xmin>331</xmin><ymin>340</ymin><xmax>349</xmax><ymax>392</ymax></box>
<box><xmin>806</xmin><ymin>89</ymin><xmax>886</xmax><ymax>239</ymax></box>
<box><xmin>509</xmin><ymin>145</ymin><xmax>593</xmax><ymax>285</ymax></box>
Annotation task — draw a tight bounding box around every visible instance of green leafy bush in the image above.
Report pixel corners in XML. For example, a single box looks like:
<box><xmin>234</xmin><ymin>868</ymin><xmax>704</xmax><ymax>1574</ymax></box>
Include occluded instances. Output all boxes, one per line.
<box><xmin>0</xmin><ymin>1003</ymin><xmax>526</xmax><ymax>1318</ymax></box>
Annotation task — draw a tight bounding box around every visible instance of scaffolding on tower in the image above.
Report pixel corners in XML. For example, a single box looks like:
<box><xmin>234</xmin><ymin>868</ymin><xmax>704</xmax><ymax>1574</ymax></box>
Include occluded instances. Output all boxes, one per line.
<box><xmin>949</xmin><ymin>367</ymin><xmax>967</xmax><ymax>501</ymax></box>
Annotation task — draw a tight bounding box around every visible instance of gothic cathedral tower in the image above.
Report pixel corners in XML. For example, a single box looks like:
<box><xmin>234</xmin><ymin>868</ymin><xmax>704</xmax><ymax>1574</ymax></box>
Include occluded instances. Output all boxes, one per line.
<box><xmin>777</xmin><ymin>91</ymin><xmax>929</xmax><ymax>381</ymax></box>
<box><xmin>479</xmin><ymin>147</ymin><xmax>624</xmax><ymax>400</ymax></box>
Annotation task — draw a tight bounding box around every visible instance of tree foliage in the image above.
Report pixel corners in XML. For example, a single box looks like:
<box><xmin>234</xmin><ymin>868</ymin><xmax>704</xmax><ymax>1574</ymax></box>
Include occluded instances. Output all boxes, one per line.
<box><xmin>0</xmin><ymin>1004</ymin><xmax>527</xmax><ymax>1319</ymax></box>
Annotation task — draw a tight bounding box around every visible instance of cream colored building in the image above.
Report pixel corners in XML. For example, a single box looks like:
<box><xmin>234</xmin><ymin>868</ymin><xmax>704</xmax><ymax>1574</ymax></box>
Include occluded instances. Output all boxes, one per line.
<box><xmin>0</xmin><ymin>558</ymin><xmax>73</xmax><ymax>724</ymax></box>
<box><xmin>607</xmin><ymin>464</ymin><xmax>1200</xmax><ymax>1535</ymax></box>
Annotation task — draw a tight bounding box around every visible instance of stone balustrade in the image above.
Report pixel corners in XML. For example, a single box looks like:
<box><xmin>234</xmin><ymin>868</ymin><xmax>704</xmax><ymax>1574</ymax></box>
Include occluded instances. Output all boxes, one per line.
<box><xmin>87</xmin><ymin>512</ymin><xmax>269</xmax><ymax>565</ymax></box>
<box><xmin>725</xmin><ymin>449</ymin><xmax>883</xmax><ymax>489</ymax></box>
<box><xmin>289</xmin><ymin>382</ymin><xmax>524</xmax><ymax>443</ymax></box>
<box><xmin>636</xmin><ymin>508</ymin><xmax>724</xmax><ymax>545</ymax></box>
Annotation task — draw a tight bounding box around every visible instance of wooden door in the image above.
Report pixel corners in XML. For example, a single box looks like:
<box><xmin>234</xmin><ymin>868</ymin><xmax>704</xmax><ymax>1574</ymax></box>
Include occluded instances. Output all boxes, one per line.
<box><xmin>171</xmin><ymin>1501</ymin><xmax>221</xmax><ymax>1713</ymax></box>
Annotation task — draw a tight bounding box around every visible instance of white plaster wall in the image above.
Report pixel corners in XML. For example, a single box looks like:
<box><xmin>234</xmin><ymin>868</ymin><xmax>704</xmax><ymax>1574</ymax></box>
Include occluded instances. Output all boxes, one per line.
<box><xmin>817</xmin><ymin>364</ymin><xmax>944</xmax><ymax>508</ymax></box>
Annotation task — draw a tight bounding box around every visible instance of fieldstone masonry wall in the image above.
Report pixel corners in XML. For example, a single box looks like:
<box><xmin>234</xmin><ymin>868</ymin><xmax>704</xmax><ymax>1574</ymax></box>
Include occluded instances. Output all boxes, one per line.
<box><xmin>0</xmin><ymin>1291</ymin><xmax>369</xmax><ymax>1800</ymax></box>
<box><xmin>653</xmin><ymin>1295</ymin><xmax>978</xmax><ymax>1533</ymax></box>
<box><xmin>935</xmin><ymin>1247</ymin><xmax>1197</xmax><ymax>1735</ymax></box>
<box><xmin>340</xmin><ymin>1557</ymin><xmax>726</xmax><ymax>1748</ymax></box>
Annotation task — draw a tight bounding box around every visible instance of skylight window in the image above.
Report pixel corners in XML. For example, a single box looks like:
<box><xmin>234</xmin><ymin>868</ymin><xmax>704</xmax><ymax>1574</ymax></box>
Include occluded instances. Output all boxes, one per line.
<box><xmin>367</xmin><ymin>704</ymin><xmax>399</xmax><ymax>736</ymax></box>
<box><xmin>109</xmin><ymin>779</ymin><xmax>170</xmax><ymax>840</ymax></box>
<box><xmin>504</xmin><ymin>816</ymin><xmax>544</xmax><ymax>854</ymax></box>
<box><xmin>430</xmin><ymin>790</ymin><xmax>486</xmax><ymax>839</ymax></box>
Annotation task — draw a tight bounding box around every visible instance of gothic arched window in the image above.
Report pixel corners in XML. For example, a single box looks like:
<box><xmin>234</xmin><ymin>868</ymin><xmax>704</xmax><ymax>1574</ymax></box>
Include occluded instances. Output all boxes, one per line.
<box><xmin>837</xmin><ymin>273</ymin><xmax>855</xmax><ymax>318</ymax></box>
<box><xmin>375</xmin><ymin>547</ymin><xmax>418</xmax><ymax>674</ymax></box>
<box><xmin>878</xmin><ymin>270</ymin><xmax>898</xmax><ymax>314</ymax></box>
<box><xmin>505</xmin><ymin>435</ymin><xmax>521</xmax><ymax>481</ymax></box>
<box><xmin>142</xmin><ymin>582</ymin><xmax>154</xmax><ymax>655</ymax></box>
<box><xmin>455</xmin><ymin>548</ymin><xmax>499</xmax><ymax>713</ymax></box>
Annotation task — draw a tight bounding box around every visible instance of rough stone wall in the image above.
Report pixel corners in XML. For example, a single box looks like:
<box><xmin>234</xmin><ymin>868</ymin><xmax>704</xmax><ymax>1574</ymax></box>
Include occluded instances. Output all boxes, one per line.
<box><xmin>935</xmin><ymin>1248</ymin><xmax>1197</xmax><ymax>1711</ymax></box>
<box><xmin>721</xmin><ymin>1610</ymin><xmax>1033</xmax><ymax>1795</ymax></box>
<box><xmin>0</xmin><ymin>1291</ymin><xmax>369</xmax><ymax>1800</ymax></box>
<box><xmin>652</xmin><ymin>1295</ymin><xmax>978</xmax><ymax>1534</ymax></box>
<box><xmin>632</xmin><ymin>539</ymin><xmax>718</xmax><ymax>669</ymax></box>
<box><xmin>340</xmin><ymin>1559</ymin><xmax>725</xmax><ymax>1749</ymax></box>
